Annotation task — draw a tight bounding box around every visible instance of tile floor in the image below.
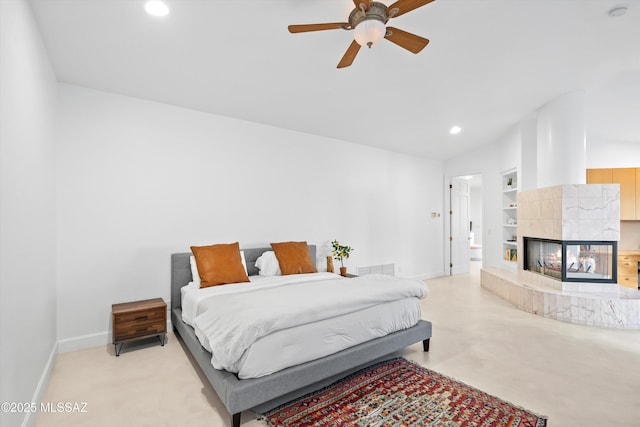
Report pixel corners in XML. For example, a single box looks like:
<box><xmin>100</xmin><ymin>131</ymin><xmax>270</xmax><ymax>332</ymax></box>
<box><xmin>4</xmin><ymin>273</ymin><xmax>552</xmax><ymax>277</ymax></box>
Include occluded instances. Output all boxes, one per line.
<box><xmin>35</xmin><ymin>262</ymin><xmax>640</xmax><ymax>427</ymax></box>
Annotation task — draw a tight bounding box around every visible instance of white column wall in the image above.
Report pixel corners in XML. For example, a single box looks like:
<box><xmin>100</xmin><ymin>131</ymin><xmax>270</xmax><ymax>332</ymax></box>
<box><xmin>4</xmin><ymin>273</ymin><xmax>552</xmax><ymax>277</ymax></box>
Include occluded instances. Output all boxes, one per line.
<box><xmin>536</xmin><ymin>91</ymin><xmax>587</xmax><ymax>187</ymax></box>
<box><xmin>519</xmin><ymin>116</ymin><xmax>538</xmax><ymax>191</ymax></box>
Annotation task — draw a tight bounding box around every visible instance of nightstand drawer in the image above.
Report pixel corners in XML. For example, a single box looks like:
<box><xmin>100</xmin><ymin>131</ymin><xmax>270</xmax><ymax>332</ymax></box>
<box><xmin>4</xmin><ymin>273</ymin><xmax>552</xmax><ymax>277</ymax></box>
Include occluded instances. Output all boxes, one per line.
<box><xmin>115</xmin><ymin>307</ymin><xmax>165</xmax><ymax>325</ymax></box>
<box><xmin>114</xmin><ymin>313</ymin><xmax>166</xmax><ymax>338</ymax></box>
<box><xmin>114</xmin><ymin>321</ymin><xmax>166</xmax><ymax>341</ymax></box>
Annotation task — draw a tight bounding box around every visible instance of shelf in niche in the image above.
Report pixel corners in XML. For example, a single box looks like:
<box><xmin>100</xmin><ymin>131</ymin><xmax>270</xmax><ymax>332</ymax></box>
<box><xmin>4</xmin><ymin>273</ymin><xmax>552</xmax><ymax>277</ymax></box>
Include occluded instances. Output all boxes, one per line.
<box><xmin>501</xmin><ymin>168</ymin><xmax>518</xmax><ymax>271</ymax></box>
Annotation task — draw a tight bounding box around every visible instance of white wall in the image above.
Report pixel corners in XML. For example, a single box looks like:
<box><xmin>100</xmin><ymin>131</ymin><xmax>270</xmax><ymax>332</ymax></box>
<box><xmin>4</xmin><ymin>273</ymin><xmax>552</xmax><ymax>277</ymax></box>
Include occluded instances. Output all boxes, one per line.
<box><xmin>55</xmin><ymin>84</ymin><xmax>444</xmax><ymax>348</ymax></box>
<box><xmin>0</xmin><ymin>1</ymin><xmax>58</xmax><ymax>426</ymax></box>
<box><xmin>586</xmin><ymin>139</ymin><xmax>640</xmax><ymax>169</ymax></box>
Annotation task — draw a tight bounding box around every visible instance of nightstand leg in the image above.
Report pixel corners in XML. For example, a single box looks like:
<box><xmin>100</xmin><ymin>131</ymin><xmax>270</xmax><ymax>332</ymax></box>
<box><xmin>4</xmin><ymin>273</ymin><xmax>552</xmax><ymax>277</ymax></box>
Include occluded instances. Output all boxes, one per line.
<box><xmin>158</xmin><ymin>334</ymin><xmax>166</xmax><ymax>346</ymax></box>
<box><xmin>115</xmin><ymin>343</ymin><xmax>123</xmax><ymax>357</ymax></box>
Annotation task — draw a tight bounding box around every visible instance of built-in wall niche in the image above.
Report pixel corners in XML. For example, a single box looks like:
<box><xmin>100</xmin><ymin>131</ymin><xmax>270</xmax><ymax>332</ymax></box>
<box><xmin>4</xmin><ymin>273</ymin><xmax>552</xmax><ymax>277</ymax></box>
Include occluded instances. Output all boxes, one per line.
<box><xmin>523</xmin><ymin>237</ymin><xmax>617</xmax><ymax>283</ymax></box>
<box><xmin>501</xmin><ymin>168</ymin><xmax>518</xmax><ymax>267</ymax></box>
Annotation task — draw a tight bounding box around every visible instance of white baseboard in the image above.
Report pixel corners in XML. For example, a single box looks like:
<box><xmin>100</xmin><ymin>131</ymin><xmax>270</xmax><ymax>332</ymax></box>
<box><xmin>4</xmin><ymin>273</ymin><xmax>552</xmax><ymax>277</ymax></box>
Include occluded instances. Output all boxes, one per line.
<box><xmin>406</xmin><ymin>270</ymin><xmax>446</xmax><ymax>281</ymax></box>
<box><xmin>57</xmin><ymin>331</ymin><xmax>109</xmax><ymax>353</ymax></box>
<box><xmin>58</xmin><ymin>319</ymin><xmax>173</xmax><ymax>353</ymax></box>
<box><xmin>21</xmin><ymin>341</ymin><xmax>58</xmax><ymax>427</ymax></box>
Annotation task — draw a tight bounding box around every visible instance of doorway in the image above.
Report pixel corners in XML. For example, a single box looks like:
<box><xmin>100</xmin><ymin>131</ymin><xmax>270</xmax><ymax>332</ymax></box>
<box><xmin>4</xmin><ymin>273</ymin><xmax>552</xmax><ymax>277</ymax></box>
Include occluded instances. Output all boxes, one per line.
<box><xmin>448</xmin><ymin>174</ymin><xmax>483</xmax><ymax>275</ymax></box>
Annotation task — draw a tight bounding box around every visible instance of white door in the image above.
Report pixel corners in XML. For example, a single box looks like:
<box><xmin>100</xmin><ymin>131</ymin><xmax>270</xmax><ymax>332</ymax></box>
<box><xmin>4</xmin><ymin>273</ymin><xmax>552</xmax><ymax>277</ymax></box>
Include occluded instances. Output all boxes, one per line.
<box><xmin>450</xmin><ymin>178</ymin><xmax>470</xmax><ymax>275</ymax></box>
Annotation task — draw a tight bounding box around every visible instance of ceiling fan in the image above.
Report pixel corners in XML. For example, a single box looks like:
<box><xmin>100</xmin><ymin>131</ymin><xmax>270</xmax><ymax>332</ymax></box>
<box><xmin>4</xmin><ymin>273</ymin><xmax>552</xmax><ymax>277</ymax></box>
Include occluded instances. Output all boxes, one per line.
<box><xmin>288</xmin><ymin>0</ymin><xmax>435</xmax><ymax>68</ymax></box>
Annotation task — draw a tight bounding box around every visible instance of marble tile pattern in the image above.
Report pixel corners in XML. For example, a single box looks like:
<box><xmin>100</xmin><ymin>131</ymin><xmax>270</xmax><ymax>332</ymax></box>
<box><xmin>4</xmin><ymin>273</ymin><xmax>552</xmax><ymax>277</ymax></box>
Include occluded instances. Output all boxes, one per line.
<box><xmin>517</xmin><ymin>184</ymin><xmax>620</xmax><ymax>242</ymax></box>
<box><xmin>481</xmin><ymin>267</ymin><xmax>640</xmax><ymax>329</ymax></box>
<box><xmin>516</xmin><ymin>184</ymin><xmax>621</xmax><ymax>286</ymax></box>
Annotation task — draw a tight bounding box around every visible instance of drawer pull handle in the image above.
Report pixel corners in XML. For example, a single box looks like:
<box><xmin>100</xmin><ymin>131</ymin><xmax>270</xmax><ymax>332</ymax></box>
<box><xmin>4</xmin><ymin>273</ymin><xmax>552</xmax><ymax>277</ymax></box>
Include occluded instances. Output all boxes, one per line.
<box><xmin>134</xmin><ymin>315</ymin><xmax>148</xmax><ymax>321</ymax></box>
<box><xmin>136</xmin><ymin>328</ymin><xmax>150</xmax><ymax>333</ymax></box>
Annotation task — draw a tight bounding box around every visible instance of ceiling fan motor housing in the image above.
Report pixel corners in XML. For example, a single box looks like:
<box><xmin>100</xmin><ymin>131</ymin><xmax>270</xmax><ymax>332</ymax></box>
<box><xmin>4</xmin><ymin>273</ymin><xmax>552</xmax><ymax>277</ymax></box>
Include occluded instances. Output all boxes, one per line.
<box><xmin>348</xmin><ymin>1</ymin><xmax>390</xmax><ymax>29</ymax></box>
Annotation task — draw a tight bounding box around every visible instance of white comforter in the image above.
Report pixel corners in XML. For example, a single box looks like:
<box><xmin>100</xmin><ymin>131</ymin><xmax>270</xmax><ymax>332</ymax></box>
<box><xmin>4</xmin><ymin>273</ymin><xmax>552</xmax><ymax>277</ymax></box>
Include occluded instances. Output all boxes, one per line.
<box><xmin>192</xmin><ymin>273</ymin><xmax>428</xmax><ymax>373</ymax></box>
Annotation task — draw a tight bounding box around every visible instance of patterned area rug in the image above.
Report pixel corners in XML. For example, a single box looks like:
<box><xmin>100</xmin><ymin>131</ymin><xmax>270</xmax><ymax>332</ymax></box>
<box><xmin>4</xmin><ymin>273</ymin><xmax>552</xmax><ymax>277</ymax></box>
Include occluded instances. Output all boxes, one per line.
<box><xmin>261</xmin><ymin>358</ymin><xmax>547</xmax><ymax>427</ymax></box>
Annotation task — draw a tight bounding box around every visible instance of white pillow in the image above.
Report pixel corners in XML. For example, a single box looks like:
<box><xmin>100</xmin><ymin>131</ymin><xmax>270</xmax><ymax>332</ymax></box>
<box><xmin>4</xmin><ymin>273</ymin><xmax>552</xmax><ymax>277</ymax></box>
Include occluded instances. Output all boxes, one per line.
<box><xmin>190</xmin><ymin>251</ymin><xmax>248</xmax><ymax>288</ymax></box>
<box><xmin>189</xmin><ymin>255</ymin><xmax>201</xmax><ymax>287</ymax></box>
<box><xmin>255</xmin><ymin>251</ymin><xmax>281</xmax><ymax>276</ymax></box>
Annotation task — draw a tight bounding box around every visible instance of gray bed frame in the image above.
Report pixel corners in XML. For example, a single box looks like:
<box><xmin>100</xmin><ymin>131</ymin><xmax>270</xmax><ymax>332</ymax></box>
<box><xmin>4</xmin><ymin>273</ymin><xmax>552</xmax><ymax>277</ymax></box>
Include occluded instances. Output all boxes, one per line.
<box><xmin>170</xmin><ymin>245</ymin><xmax>432</xmax><ymax>427</ymax></box>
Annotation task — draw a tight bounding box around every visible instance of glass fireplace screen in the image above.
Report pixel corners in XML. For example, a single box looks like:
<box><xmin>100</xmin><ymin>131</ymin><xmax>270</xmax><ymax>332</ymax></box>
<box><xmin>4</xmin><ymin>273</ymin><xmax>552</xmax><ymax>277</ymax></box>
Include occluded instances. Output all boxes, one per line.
<box><xmin>523</xmin><ymin>238</ymin><xmax>617</xmax><ymax>283</ymax></box>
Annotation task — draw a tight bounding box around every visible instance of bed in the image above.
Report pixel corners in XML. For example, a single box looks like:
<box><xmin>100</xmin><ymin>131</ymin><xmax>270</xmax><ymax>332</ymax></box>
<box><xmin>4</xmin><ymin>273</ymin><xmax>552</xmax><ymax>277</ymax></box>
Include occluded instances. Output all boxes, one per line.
<box><xmin>170</xmin><ymin>245</ymin><xmax>433</xmax><ymax>427</ymax></box>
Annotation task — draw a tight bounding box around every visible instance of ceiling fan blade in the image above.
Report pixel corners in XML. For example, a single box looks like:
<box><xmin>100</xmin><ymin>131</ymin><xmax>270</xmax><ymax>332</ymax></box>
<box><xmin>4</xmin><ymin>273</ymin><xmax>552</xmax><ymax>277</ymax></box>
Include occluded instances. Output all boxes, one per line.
<box><xmin>387</xmin><ymin>0</ymin><xmax>435</xmax><ymax>18</ymax></box>
<box><xmin>353</xmin><ymin>0</ymin><xmax>371</xmax><ymax>10</ymax></box>
<box><xmin>385</xmin><ymin>27</ymin><xmax>429</xmax><ymax>54</ymax></box>
<box><xmin>288</xmin><ymin>23</ymin><xmax>349</xmax><ymax>33</ymax></box>
<box><xmin>337</xmin><ymin>40</ymin><xmax>361</xmax><ymax>68</ymax></box>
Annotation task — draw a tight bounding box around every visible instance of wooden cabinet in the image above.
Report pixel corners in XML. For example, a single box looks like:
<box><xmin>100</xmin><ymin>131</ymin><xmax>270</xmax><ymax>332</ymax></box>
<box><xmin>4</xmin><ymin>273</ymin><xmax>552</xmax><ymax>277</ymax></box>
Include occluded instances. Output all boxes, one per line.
<box><xmin>612</xmin><ymin>168</ymin><xmax>636</xmax><ymax>220</ymax></box>
<box><xmin>637</xmin><ymin>170</ymin><xmax>640</xmax><ymax>219</ymax></box>
<box><xmin>586</xmin><ymin>168</ymin><xmax>638</xmax><ymax>220</ymax></box>
<box><xmin>112</xmin><ymin>298</ymin><xmax>166</xmax><ymax>356</ymax></box>
<box><xmin>617</xmin><ymin>253</ymin><xmax>639</xmax><ymax>290</ymax></box>
<box><xmin>586</xmin><ymin>168</ymin><xmax>612</xmax><ymax>184</ymax></box>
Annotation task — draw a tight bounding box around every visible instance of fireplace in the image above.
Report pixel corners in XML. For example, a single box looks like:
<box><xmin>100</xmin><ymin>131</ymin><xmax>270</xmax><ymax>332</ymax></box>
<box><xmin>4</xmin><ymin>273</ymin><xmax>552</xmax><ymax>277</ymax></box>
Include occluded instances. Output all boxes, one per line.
<box><xmin>523</xmin><ymin>237</ymin><xmax>617</xmax><ymax>283</ymax></box>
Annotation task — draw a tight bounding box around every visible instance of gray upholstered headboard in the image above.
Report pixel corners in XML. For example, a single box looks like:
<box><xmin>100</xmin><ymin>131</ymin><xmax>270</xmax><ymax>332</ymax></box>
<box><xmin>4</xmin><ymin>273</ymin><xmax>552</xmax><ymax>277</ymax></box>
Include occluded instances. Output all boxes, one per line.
<box><xmin>170</xmin><ymin>245</ymin><xmax>317</xmax><ymax>310</ymax></box>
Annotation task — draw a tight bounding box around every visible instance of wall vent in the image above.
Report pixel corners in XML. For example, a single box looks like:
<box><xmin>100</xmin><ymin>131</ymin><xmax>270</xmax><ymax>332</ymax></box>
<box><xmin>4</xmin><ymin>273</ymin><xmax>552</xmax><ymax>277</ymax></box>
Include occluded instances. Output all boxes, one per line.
<box><xmin>357</xmin><ymin>264</ymin><xmax>395</xmax><ymax>277</ymax></box>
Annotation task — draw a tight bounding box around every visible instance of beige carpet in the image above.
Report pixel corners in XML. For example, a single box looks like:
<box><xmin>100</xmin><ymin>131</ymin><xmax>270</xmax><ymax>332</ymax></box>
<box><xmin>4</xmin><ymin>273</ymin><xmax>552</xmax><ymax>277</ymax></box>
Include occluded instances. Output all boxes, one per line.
<box><xmin>36</xmin><ymin>263</ymin><xmax>640</xmax><ymax>427</ymax></box>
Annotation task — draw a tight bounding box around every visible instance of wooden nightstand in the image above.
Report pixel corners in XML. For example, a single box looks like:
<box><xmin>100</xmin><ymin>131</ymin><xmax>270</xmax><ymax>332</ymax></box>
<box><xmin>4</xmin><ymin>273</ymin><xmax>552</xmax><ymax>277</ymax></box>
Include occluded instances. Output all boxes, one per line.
<box><xmin>112</xmin><ymin>298</ymin><xmax>167</xmax><ymax>356</ymax></box>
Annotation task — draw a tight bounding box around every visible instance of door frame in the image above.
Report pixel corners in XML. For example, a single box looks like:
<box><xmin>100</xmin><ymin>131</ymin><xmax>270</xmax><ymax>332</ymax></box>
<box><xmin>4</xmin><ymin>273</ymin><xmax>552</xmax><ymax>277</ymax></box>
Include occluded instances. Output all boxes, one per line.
<box><xmin>444</xmin><ymin>172</ymin><xmax>484</xmax><ymax>275</ymax></box>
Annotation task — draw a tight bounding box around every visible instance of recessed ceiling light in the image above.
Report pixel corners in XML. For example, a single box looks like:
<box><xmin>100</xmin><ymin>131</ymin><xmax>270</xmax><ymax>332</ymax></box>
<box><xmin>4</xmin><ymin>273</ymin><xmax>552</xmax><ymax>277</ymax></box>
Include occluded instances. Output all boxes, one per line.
<box><xmin>449</xmin><ymin>126</ymin><xmax>462</xmax><ymax>135</ymax></box>
<box><xmin>608</xmin><ymin>6</ymin><xmax>628</xmax><ymax>17</ymax></box>
<box><xmin>145</xmin><ymin>1</ymin><xmax>169</xmax><ymax>17</ymax></box>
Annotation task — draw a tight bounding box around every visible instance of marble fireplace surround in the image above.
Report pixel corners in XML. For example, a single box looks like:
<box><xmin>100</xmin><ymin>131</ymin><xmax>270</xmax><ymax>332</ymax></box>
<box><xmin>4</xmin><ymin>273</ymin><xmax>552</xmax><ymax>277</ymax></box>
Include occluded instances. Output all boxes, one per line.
<box><xmin>517</xmin><ymin>184</ymin><xmax>620</xmax><ymax>291</ymax></box>
<box><xmin>481</xmin><ymin>267</ymin><xmax>640</xmax><ymax>329</ymax></box>
<box><xmin>481</xmin><ymin>184</ymin><xmax>640</xmax><ymax>329</ymax></box>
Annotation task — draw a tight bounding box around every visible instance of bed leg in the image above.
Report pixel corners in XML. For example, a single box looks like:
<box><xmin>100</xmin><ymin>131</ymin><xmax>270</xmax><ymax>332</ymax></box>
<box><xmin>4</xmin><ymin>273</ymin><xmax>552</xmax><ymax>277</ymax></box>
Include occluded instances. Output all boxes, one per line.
<box><xmin>423</xmin><ymin>339</ymin><xmax>430</xmax><ymax>352</ymax></box>
<box><xmin>232</xmin><ymin>412</ymin><xmax>241</xmax><ymax>427</ymax></box>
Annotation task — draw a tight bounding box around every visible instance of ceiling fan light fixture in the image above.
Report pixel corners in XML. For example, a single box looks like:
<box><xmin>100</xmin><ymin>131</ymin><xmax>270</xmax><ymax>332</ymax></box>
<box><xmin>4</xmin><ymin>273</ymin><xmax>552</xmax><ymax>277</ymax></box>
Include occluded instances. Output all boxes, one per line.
<box><xmin>354</xmin><ymin>19</ymin><xmax>386</xmax><ymax>48</ymax></box>
<box><xmin>145</xmin><ymin>1</ymin><xmax>169</xmax><ymax>17</ymax></box>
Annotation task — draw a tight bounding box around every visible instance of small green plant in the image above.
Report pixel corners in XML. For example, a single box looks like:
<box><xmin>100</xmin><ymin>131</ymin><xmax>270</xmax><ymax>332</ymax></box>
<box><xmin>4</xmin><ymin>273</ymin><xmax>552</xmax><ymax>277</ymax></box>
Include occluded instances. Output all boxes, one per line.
<box><xmin>507</xmin><ymin>177</ymin><xmax>513</xmax><ymax>186</ymax></box>
<box><xmin>331</xmin><ymin>240</ymin><xmax>353</xmax><ymax>267</ymax></box>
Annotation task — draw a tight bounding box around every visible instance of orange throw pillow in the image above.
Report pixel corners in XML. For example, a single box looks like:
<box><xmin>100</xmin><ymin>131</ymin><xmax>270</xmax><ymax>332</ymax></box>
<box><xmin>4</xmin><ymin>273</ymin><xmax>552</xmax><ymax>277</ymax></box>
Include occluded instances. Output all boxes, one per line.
<box><xmin>270</xmin><ymin>241</ymin><xmax>318</xmax><ymax>275</ymax></box>
<box><xmin>190</xmin><ymin>242</ymin><xmax>249</xmax><ymax>288</ymax></box>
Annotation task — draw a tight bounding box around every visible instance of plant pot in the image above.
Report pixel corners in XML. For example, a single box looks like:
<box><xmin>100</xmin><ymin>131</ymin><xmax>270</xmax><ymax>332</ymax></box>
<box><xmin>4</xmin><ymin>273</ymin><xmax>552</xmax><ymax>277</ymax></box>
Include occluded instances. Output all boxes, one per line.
<box><xmin>340</xmin><ymin>267</ymin><xmax>347</xmax><ymax>277</ymax></box>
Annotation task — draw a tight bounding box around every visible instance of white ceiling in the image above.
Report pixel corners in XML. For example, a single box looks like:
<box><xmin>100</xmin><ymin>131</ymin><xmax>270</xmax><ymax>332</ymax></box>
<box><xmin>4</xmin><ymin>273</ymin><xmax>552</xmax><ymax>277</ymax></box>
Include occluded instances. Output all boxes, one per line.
<box><xmin>30</xmin><ymin>0</ymin><xmax>640</xmax><ymax>160</ymax></box>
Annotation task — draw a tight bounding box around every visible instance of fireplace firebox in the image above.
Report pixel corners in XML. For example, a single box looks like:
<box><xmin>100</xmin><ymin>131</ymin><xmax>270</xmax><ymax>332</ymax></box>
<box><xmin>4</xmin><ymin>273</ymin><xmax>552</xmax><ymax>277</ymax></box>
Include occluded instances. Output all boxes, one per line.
<box><xmin>523</xmin><ymin>237</ymin><xmax>617</xmax><ymax>283</ymax></box>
